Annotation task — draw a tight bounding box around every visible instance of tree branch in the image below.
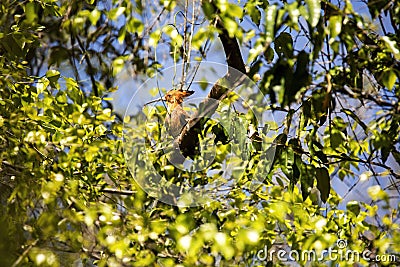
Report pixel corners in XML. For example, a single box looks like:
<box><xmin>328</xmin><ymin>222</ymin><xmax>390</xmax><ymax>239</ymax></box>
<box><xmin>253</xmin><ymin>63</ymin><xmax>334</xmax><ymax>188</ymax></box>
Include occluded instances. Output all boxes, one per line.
<box><xmin>334</xmin><ymin>86</ymin><xmax>395</xmax><ymax>108</ymax></box>
<box><xmin>177</xmin><ymin>10</ymin><xmax>247</xmax><ymax>157</ymax></box>
<box><xmin>75</xmin><ymin>34</ymin><xmax>99</xmax><ymax>97</ymax></box>
<box><xmin>100</xmin><ymin>188</ymin><xmax>136</xmax><ymax>195</ymax></box>
<box><xmin>328</xmin><ymin>154</ymin><xmax>400</xmax><ymax>179</ymax></box>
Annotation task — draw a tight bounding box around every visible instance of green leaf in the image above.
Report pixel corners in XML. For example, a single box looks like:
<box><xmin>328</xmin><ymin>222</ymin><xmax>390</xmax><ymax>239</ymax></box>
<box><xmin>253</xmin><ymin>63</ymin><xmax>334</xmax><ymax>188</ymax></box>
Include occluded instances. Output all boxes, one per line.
<box><xmin>37</xmin><ymin>77</ymin><xmax>49</xmax><ymax>94</ymax></box>
<box><xmin>329</xmin><ymin>15</ymin><xmax>342</xmax><ymax>43</ymax></box>
<box><xmin>202</xmin><ymin>1</ymin><xmax>216</xmax><ymax>19</ymax></box>
<box><xmin>46</xmin><ymin>70</ymin><xmax>60</xmax><ymax>82</ymax></box>
<box><xmin>265</xmin><ymin>5</ymin><xmax>277</xmax><ymax>43</ymax></box>
<box><xmin>65</xmin><ymin>77</ymin><xmax>79</xmax><ymax>91</ymax></box>
<box><xmin>118</xmin><ymin>27</ymin><xmax>126</xmax><ymax>44</ymax></box>
<box><xmin>381</xmin><ymin>145</ymin><xmax>391</xmax><ymax>164</ymax></box>
<box><xmin>381</xmin><ymin>36</ymin><xmax>400</xmax><ymax>60</ymax></box>
<box><xmin>163</xmin><ymin>25</ymin><xmax>183</xmax><ymax>46</ymax></box>
<box><xmin>331</xmin><ymin>131</ymin><xmax>344</xmax><ymax>148</ymax></box>
<box><xmin>245</xmin><ymin>3</ymin><xmax>261</xmax><ymax>26</ymax></box>
<box><xmin>149</xmin><ymin>29</ymin><xmax>161</xmax><ymax>47</ymax></box>
<box><xmin>163</xmin><ymin>0</ymin><xmax>176</xmax><ymax>11</ymax></box>
<box><xmin>263</xmin><ymin>46</ymin><xmax>274</xmax><ymax>63</ymax></box>
<box><xmin>223</xmin><ymin>17</ymin><xmax>238</xmax><ymax>38</ymax></box>
<box><xmin>287</xmin><ymin>51</ymin><xmax>310</xmax><ymax>104</ymax></box>
<box><xmin>88</xmin><ymin>9</ymin><xmax>101</xmax><ymax>25</ymax></box>
<box><xmin>248</xmin><ymin>38</ymin><xmax>265</xmax><ymax>63</ymax></box>
<box><xmin>274</xmin><ymin>32</ymin><xmax>293</xmax><ymax>58</ymax></box>
<box><xmin>392</xmin><ymin>149</ymin><xmax>400</xmax><ymax>165</ymax></box>
<box><xmin>46</xmin><ymin>70</ymin><xmax>60</xmax><ymax>88</ymax></box>
<box><xmin>227</xmin><ymin>4</ymin><xmax>243</xmax><ymax>18</ymax></box>
<box><xmin>49</xmin><ymin>47</ymin><xmax>69</xmax><ymax>66</ymax></box>
<box><xmin>56</xmin><ymin>92</ymin><xmax>67</xmax><ymax>104</ymax></box>
<box><xmin>1</xmin><ymin>35</ymin><xmax>24</xmax><ymax>58</ymax></box>
<box><xmin>127</xmin><ymin>17</ymin><xmax>144</xmax><ymax>34</ymax></box>
<box><xmin>275</xmin><ymin>133</ymin><xmax>288</xmax><ymax>147</ymax></box>
<box><xmin>368</xmin><ymin>185</ymin><xmax>388</xmax><ymax>201</ymax></box>
<box><xmin>107</xmin><ymin>7</ymin><xmax>126</xmax><ymax>20</ymax></box>
<box><xmin>381</xmin><ymin>69</ymin><xmax>397</xmax><ymax>90</ymax></box>
<box><xmin>287</xmin><ymin>138</ymin><xmax>301</xmax><ymax>190</ymax></box>
<box><xmin>333</xmin><ymin>116</ymin><xmax>347</xmax><ymax>131</ymax></box>
<box><xmin>112</xmin><ymin>56</ymin><xmax>129</xmax><ymax>75</ymax></box>
<box><xmin>285</xmin><ymin>1</ymin><xmax>300</xmax><ymax>29</ymax></box>
<box><xmin>346</xmin><ymin>201</ymin><xmax>360</xmax><ymax>216</ymax></box>
<box><xmin>25</xmin><ymin>2</ymin><xmax>38</xmax><ymax>24</ymax></box>
<box><xmin>305</xmin><ymin>0</ymin><xmax>321</xmax><ymax>27</ymax></box>
<box><xmin>300</xmin><ymin>164</ymin><xmax>314</xmax><ymax>201</ymax></box>
<box><xmin>342</xmin><ymin>108</ymin><xmax>368</xmax><ymax>133</ymax></box>
<box><xmin>315</xmin><ymin>167</ymin><xmax>330</xmax><ymax>203</ymax></box>
<box><xmin>311</xmin><ymin>20</ymin><xmax>324</xmax><ymax>60</ymax></box>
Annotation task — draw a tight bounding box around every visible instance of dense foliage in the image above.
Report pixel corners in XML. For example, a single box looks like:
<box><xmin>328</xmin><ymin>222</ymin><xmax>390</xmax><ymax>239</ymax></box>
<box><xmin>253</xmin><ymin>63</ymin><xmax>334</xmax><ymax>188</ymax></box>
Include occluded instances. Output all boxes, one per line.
<box><xmin>0</xmin><ymin>0</ymin><xmax>399</xmax><ymax>266</ymax></box>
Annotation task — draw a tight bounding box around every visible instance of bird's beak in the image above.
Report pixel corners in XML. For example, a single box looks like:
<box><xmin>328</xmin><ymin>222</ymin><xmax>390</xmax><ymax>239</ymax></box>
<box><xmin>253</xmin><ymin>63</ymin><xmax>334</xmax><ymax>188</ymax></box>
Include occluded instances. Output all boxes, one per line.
<box><xmin>143</xmin><ymin>97</ymin><xmax>165</xmax><ymax>106</ymax></box>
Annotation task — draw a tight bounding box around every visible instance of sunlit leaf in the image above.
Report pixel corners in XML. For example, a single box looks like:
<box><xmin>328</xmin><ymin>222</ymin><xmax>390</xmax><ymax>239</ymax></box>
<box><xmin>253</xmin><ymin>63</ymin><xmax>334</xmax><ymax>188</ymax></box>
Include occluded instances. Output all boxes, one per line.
<box><xmin>107</xmin><ymin>7</ymin><xmax>126</xmax><ymax>20</ymax></box>
<box><xmin>25</xmin><ymin>2</ymin><xmax>38</xmax><ymax>24</ymax></box>
<box><xmin>265</xmin><ymin>5</ymin><xmax>277</xmax><ymax>43</ymax></box>
<box><xmin>305</xmin><ymin>0</ymin><xmax>321</xmax><ymax>27</ymax></box>
<box><xmin>381</xmin><ymin>69</ymin><xmax>397</xmax><ymax>90</ymax></box>
<box><xmin>329</xmin><ymin>15</ymin><xmax>342</xmax><ymax>43</ymax></box>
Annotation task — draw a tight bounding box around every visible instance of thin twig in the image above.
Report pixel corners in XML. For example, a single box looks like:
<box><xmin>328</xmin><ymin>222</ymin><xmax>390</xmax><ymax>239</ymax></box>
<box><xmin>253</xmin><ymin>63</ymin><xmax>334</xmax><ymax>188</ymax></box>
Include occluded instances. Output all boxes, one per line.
<box><xmin>75</xmin><ymin>35</ymin><xmax>99</xmax><ymax>97</ymax></box>
<box><xmin>11</xmin><ymin>239</ymin><xmax>39</xmax><ymax>267</ymax></box>
<box><xmin>100</xmin><ymin>188</ymin><xmax>136</xmax><ymax>195</ymax></box>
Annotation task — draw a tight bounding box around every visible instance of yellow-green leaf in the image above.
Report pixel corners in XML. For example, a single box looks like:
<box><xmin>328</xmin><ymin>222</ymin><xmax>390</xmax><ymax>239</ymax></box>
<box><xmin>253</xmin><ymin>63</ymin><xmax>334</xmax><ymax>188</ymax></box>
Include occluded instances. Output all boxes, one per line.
<box><xmin>305</xmin><ymin>0</ymin><xmax>321</xmax><ymax>27</ymax></box>
<box><xmin>108</xmin><ymin>7</ymin><xmax>126</xmax><ymax>20</ymax></box>
<box><xmin>381</xmin><ymin>69</ymin><xmax>397</xmax><ymax>90</ymax></box>
<box><xmin>265</xmin><ymin>5</ymin><xmax>277</xmax><ymax>43</ymax></box>
<box><xmin>329</xmin><ymin>15</ymin><xmax>342</xmax><ymax>43</ymax></box>
<box><xmin>381</xmin><ymin>36</ymin><xmax>400</xmax><ymax>60</ymax></box>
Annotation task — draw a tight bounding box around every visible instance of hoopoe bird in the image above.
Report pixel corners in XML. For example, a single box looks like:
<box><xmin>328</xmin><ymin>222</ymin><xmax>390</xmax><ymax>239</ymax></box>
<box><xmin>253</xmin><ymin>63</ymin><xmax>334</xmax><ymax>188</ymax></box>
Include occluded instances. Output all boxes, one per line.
<box><xmin>145</xmin><ymin>89</ymin><xmax>194</xmax><ymax>138</ymax></box>
<box><xmin>164</xmin><ymin>89</ymin><xmax>194</xmax><ymax>137</ymax></box>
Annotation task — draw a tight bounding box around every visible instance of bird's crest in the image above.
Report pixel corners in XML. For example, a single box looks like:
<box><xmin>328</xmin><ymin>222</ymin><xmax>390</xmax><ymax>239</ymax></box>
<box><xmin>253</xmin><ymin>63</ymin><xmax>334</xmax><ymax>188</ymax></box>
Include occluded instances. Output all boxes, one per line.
<box><xmin>164</xmin><ymin>90</ymin><xmax>194</xmax><ymax>104</ymax></box>
<box><xmin>144</xmin><ymin>89</ymin><xmax>194</xmax><ymax>106</ymax></box>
